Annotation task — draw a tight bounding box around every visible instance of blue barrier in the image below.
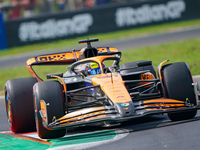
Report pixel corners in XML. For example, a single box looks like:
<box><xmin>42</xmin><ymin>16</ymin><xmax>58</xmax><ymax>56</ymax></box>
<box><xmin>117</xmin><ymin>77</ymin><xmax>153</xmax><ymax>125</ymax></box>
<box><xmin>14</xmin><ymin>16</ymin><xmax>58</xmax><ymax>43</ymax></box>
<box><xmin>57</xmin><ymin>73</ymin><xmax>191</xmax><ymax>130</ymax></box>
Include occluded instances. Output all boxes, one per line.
<box><xmin>0</xmin><ymin>13</ymin><xmax>7</xmax><ymax>50</ymax></box>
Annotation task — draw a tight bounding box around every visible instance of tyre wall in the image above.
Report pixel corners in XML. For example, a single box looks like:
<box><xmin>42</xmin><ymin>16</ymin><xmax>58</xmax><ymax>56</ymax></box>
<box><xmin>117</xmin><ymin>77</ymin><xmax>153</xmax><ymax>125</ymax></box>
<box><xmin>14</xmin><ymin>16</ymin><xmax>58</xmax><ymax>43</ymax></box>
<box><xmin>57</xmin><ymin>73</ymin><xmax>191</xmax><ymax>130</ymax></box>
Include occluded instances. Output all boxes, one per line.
<box><xmin>4</xmin><ymin>0</ymin><xmax>200</xmax><ymax>48</ymax></box>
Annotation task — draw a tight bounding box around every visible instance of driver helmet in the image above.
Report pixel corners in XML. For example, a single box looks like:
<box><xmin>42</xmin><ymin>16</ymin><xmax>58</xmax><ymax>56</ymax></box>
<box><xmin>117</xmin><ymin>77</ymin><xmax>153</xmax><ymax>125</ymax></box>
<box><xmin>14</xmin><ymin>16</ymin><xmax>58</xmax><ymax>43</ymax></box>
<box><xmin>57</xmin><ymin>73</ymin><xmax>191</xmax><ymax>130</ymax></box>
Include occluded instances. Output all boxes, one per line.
<box><xmin>86</xmin><ymin>62</ymin><xmax>101</xmax><ymax>75</ymax></box>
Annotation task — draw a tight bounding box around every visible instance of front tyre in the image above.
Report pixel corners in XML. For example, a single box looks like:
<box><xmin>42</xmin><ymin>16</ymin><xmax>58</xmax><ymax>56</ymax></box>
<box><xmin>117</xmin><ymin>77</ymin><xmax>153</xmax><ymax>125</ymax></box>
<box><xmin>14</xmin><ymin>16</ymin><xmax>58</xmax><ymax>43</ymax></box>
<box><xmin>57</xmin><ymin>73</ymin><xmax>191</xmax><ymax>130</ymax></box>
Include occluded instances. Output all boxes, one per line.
<box><xmin>33</xmin><ymin>81</ymin><xmax>66</xmax><ymax>139</ymax></box>
<box><xmin>161</xmin><ymin>62</ymin><xmax>197</xmax><ymax>121</ymax></box>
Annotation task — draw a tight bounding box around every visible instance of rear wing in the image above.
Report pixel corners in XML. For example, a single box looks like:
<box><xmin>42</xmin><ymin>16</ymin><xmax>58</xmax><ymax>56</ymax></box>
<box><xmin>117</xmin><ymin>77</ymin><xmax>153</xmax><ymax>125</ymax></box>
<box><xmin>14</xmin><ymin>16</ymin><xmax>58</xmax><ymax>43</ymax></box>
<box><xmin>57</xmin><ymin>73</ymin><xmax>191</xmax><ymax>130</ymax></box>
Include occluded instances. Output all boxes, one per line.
<box><xmin>26</xmin><ymin>50</ymin><xmax>79</xmax><ymax>66</ymax></box>
<box><xmin>26</xmin><ymin>47</ymin><xmax>121</xmax><ymax>81</ymax></box>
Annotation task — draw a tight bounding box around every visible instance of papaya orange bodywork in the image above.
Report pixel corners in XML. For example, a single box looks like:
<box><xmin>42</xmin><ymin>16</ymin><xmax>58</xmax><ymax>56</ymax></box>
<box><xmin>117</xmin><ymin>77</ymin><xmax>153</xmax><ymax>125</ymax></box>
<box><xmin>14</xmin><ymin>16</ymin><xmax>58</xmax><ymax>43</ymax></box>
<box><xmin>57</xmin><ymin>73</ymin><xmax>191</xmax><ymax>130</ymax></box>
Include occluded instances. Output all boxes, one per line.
<box><xmin>57</xmin><ymin>107</ymin><xmax>106</xmax><ymax>125</ymax></box>
<box><xmin>40</xmin><ymin>100</ymin><xmax>47</xmax><ymax>122</ymax></box>
<box><xmin>143</xmin><ymin>99</ymin><xmax>186</xmax><ymax>111</ymax></box>
<box><xmin>26</xmin><ymin>65</ymin><xmax>43</xmax><ymax>82</ymax></box>
<box><xmin>140</xmin><ymin>72</ymin><xmax>155</xmax><ymax>86</ymax></box>
<box><xmin>26</xmin><ymin>48</ymin><xmax>119</xmax><ymax>82</ymax></box>
<box><xmin>92</xmin><ymin>73</ymin><xmax>132</xmax><ymax>103</ymax></box>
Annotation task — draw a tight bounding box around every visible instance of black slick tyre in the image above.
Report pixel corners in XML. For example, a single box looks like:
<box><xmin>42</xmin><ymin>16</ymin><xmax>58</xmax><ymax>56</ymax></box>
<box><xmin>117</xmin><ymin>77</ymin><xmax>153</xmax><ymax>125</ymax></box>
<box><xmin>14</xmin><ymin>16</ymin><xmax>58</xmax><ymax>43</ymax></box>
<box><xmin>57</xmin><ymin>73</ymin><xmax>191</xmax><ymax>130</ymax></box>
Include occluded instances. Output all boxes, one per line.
<box><xmin>161</xmin><ymin>62</ymin><xmax>197</xmax><ymax>121</ymax></box>
<box><xmin>5</xmin><ymin>77</ymin><xmax>38</xmax><ymax>133</ymax></box>
<box><xmin>33</xmin><ymin>81</ymin><xmax>66</xmax><ymax>139</ymax></box>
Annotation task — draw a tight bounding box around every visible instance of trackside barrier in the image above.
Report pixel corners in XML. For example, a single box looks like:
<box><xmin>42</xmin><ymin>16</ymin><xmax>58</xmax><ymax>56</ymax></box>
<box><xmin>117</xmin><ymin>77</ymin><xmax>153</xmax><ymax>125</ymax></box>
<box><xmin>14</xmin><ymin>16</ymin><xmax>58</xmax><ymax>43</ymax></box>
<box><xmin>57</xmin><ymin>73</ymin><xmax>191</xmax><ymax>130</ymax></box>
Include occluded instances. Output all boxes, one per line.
<box><xmin>0</xmin><ymin>13</ymin><xmax>7</xmax><ymax>50</ymax></box>
<box><xmin>4</xmin><ymin>0</ymin><xmax>200</xmax><ymax>48</ymax></box>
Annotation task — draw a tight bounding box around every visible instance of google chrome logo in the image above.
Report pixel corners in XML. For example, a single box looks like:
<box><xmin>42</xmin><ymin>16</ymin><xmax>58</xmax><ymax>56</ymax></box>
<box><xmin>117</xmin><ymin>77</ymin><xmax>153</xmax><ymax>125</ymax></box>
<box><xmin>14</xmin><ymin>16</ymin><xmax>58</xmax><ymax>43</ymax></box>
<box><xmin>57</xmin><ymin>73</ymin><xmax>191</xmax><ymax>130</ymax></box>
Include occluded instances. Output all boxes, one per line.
<box><xmin>121</xmin><ymin>103</ymin><xmax>129</xmax><ymax>107</ymax></box>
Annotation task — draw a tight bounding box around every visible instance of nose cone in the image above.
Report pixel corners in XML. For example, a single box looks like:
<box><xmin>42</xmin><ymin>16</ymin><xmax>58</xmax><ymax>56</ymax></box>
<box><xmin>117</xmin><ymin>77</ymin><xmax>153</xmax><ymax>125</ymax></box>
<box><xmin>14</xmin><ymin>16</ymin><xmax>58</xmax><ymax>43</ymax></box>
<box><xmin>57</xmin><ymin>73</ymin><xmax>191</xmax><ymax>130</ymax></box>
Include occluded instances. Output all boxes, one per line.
<box><xmin>92</xmin><ymin>73</ymin><xmax>133</xmax><ymax>103</ymax></box>
<box><xmin>92</xmin><ymin>73</ymin><xmax>135</xmax><ymax>117</ymax></box>
<box><xmin>114</xmin><ymin>101</ymin><xmax>135</xmax><ymax>117</ymax></box>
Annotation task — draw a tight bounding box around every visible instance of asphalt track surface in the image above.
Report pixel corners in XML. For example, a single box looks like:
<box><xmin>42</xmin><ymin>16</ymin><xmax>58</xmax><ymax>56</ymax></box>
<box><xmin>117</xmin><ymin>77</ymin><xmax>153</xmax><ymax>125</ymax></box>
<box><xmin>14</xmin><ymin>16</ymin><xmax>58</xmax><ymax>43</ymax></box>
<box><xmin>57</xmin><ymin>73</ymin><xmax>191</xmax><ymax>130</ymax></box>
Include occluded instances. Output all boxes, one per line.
<box><xmin>0</xmin><ymin>27</ymin><xmax>200</xmax><ymax>69</ymax></box>
<box><xmin>1</xmin><ymin>95</ymin><xmax>200</xmax><ymax>150</ymax></box>
<box><xmin>1</xmin><ymin>27</ymin><xmax>200</xmax><ymax>149</ymax></box>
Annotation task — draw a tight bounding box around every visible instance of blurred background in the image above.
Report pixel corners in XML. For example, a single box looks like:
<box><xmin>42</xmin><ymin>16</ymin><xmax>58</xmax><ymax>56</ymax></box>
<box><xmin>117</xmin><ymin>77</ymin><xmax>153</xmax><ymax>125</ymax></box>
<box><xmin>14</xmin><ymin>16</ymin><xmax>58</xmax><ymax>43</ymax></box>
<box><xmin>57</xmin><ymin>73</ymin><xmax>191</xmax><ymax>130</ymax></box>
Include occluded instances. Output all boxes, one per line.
<box><xmin>0</xmin><ymin>0</ymin><xmax>146</xmax><ymax>20</ymax></box>
<box><xmin>1</xmin><ymin>0</ymin><xmax>200</xmax><ymax>49</ymax></box>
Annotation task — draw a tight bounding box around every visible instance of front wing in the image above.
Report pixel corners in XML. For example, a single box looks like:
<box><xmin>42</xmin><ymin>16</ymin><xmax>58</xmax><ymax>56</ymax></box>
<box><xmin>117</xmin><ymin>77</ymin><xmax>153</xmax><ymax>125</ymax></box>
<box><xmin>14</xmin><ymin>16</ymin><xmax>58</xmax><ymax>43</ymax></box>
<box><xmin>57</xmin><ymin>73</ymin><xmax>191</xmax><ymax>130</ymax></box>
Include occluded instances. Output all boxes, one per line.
<box><xmin>39</xmin><ymin>98</ymin><xmax>200</xmax><ymax>130</ymax></box>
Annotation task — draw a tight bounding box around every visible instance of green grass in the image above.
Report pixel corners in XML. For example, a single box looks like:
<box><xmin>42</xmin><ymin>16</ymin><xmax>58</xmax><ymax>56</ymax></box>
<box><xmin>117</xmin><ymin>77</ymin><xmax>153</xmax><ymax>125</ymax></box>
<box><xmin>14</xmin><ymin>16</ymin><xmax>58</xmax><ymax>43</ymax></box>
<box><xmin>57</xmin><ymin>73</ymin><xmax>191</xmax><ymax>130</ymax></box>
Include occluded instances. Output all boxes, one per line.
<box><xmin>0</xmin><ymin>19</ymin><xmax>200</xmax><ymax>58</ymax></box>
<box><xmin>1</xmin><ymin>38</ymin><xmax>200</xmax><ymax>94</ymax></box>
<box><xmin>121</xmin><ymin>38</ymin><xmax>200</xmax><ymax>75</ymax></box>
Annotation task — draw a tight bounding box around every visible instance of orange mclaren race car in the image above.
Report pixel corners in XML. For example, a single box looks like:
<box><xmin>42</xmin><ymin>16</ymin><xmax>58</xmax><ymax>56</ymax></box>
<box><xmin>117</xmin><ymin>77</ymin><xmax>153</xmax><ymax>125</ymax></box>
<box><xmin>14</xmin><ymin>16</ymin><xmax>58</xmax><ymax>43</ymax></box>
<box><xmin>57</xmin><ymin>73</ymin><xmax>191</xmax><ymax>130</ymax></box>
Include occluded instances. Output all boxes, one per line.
<box><xmin>5</xmin><ymin>38</ymin><xmax>200</xmax><ymax>139</ymax></box>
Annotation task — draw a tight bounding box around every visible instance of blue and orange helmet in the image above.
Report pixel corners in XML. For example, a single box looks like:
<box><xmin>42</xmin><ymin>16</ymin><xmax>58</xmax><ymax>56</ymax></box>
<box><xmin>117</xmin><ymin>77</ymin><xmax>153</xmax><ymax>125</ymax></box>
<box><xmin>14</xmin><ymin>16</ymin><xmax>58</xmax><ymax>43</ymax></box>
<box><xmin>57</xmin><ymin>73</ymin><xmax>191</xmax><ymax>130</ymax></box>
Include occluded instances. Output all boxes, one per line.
<box><xmin>86</xmin><ymin>62</ymin><xmax>101</xmax><ymax>75</ymax></box>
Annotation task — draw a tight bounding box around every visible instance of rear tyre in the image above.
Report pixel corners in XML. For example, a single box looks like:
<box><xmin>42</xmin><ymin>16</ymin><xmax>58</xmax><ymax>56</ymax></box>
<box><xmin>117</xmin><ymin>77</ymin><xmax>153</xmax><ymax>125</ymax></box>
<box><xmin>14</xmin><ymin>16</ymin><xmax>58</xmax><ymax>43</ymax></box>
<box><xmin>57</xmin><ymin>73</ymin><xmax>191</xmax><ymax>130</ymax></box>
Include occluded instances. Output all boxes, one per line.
<box><xmin>5</xmin><ymin>77</ymin><xmax>38</xmax><ymax>133</ymax></box>
<box><xmin>33</xmin><ymin>81</ymin><xmax>66</xmax><ymax>139</ymax></box>
<box><xmin>161</xmin><ymin>62</ymin><xmax>197</xmax><ymax>121</ymax></box>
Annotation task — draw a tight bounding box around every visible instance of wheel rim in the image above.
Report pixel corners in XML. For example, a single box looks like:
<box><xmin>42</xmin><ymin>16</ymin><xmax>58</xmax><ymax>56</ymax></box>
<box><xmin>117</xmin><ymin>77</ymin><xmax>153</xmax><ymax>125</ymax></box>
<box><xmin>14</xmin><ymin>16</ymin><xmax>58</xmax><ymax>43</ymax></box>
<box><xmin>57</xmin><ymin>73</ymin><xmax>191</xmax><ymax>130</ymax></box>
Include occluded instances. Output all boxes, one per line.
<box><xmin>5</xmin><ymin>91</ymin><xmax>11</xmax><ymax>125</ymax></box>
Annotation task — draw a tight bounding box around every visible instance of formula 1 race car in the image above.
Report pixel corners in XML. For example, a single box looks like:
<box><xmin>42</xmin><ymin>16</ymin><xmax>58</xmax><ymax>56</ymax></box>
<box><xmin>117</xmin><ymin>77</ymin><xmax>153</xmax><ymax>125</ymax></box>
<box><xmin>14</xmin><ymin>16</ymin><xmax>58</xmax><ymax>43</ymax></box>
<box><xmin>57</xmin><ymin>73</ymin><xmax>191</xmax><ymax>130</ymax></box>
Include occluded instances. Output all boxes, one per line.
<box><xmin>5</xmin><ymin>38</ymin><xmax>200</xmax><ymax>139</ymax></box>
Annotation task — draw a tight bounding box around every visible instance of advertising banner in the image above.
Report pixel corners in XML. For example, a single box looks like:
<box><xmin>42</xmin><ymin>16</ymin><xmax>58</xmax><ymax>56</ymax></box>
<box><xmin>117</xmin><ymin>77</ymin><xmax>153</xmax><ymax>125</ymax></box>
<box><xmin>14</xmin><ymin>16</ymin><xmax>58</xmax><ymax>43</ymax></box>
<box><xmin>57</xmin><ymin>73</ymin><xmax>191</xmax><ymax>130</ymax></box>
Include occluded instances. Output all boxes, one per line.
<box><xmin>5</xmin><ymin>0</ymin><xmax>200</xmax><ymax>48</ymax></box>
